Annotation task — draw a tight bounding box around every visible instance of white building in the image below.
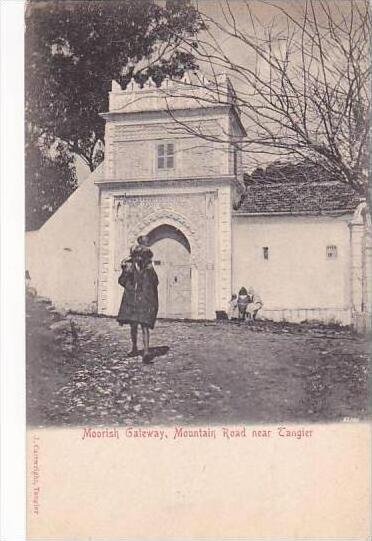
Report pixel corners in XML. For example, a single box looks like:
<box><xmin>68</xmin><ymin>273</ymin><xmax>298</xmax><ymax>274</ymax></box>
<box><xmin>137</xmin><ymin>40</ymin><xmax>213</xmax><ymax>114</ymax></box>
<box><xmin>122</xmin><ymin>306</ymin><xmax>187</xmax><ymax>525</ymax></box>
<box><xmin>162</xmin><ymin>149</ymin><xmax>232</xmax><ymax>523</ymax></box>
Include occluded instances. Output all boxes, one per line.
<box><xmin>26</xmin><ymin>74</ymin><xmax>372</xmax><ymax>329</ymax></box>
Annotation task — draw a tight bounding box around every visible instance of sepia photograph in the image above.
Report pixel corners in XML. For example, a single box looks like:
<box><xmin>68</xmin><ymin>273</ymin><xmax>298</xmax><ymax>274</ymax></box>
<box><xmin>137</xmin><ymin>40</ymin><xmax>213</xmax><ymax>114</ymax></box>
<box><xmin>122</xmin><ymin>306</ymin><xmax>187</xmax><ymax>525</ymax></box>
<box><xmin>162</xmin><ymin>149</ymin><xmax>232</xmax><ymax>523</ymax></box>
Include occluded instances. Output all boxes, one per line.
<box><xmin>25</xmin><ymin>0</ymin><xmax>370</xmax><ymax>432</ymax></box>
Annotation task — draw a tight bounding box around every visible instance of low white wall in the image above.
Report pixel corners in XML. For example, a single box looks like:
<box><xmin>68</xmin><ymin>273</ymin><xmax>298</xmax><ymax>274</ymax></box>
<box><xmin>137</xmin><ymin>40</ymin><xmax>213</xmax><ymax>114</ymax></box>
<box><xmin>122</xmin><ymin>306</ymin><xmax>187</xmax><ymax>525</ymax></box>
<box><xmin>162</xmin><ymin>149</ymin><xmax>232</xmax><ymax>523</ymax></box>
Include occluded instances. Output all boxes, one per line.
<box><xmin>25</xmin><ymin>164</ymin><xmax>102</xmax><ymax>313</ymax></box>
<box><xmin>232</xmin><ymin>214</ymin><xmax>352</xmax><ymax>324</ymax></box>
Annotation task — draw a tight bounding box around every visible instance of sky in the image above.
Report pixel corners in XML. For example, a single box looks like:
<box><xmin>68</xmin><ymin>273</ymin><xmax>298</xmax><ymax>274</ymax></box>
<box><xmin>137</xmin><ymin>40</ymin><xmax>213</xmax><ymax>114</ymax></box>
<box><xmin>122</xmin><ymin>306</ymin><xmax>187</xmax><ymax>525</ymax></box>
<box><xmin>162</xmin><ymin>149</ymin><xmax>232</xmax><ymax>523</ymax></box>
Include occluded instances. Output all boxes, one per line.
<box><xmin>77</xmin><ymin>0</ymin><xmax>363</xmax><ymax>181</ymax></box>
<box><xmin>76</xmin><ymin>0</ymin><xmax>302</xmax><ymax>182</ymax></box>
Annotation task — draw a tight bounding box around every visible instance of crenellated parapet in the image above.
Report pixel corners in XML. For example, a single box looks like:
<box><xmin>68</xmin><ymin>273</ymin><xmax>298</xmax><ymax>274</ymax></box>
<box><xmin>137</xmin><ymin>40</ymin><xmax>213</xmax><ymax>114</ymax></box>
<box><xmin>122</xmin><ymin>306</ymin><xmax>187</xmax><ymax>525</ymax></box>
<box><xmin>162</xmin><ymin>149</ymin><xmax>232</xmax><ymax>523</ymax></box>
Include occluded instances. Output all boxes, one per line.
<box><xmin>107</xmin><ymin>71</ymin><xmax>238</xmax><ymax>115</ymax></box>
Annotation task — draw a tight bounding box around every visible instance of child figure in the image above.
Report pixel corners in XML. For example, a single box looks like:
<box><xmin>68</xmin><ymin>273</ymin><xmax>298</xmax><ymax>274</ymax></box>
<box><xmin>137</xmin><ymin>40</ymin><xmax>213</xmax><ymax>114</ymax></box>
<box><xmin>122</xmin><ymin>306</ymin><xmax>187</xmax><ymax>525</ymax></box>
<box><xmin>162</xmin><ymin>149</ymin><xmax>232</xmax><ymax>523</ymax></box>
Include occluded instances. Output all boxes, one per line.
<box><xmin>130</xmin><ymin>235</ymin><xmax>152</xmax><ymax>260</ymax></box>
<box><xmin>246</xmin><ymin>287</ymin><xmax>263</xmax><ymax>321</ymax></box>
<box><xmin>227</xmin><ymin>293</ymin><xmax>238</xmax><ymax>320</ymax></box>
<box><xmin>237</xmin><ymin>287</ymin><xmax>250</xmax><ymax>321</ymax></box>
<box><xmin>121</xmin><ymin>235</ymin><xmax>153</xmax><ymax>273</ymax></box>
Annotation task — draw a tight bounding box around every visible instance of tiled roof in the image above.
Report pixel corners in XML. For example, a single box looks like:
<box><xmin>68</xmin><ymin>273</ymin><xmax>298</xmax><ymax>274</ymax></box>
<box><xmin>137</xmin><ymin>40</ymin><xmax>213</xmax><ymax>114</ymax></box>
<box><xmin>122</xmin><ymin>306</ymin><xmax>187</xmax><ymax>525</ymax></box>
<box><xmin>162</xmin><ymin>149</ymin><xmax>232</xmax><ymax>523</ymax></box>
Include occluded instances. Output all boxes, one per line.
<box><xmin>235</xmin><ymin>181</ymin><xmax>362</xmax><ymax>214</ymax></box>
<box><xmin>235</xmin><ymin>162</ymin><xmax>362</xmax><ymax>214</ymax></box>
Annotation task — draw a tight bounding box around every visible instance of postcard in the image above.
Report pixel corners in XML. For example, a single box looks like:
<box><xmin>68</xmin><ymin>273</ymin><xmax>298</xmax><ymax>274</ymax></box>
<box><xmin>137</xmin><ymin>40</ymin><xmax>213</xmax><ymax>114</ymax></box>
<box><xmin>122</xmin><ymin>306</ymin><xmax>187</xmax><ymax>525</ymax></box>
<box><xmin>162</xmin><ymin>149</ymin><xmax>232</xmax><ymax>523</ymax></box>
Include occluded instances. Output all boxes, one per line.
<box><xmin>2</xmin><ymin>0</ymin><xmax>371</xmax><ymax>539</ymax></box>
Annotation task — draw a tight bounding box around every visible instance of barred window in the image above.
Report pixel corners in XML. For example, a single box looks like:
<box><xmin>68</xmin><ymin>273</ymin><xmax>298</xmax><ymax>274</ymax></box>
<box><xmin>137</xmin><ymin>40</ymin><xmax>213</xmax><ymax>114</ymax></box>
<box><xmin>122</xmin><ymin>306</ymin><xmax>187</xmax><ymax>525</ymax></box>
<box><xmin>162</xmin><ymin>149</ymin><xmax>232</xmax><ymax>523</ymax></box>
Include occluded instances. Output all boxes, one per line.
<box><xmin>263</xmin><ymin>246</ymin><xmax>269</xmax><ymax>260</ymax></box>
<box><xmin>326</xmin><ymin>245</ymin><xmax>337</xmax><ymax>259</ymax></box>
<box><xmin>157</xmin><ymin>143</ymin><xmax>174</xmax><ymax>170</ymax></box>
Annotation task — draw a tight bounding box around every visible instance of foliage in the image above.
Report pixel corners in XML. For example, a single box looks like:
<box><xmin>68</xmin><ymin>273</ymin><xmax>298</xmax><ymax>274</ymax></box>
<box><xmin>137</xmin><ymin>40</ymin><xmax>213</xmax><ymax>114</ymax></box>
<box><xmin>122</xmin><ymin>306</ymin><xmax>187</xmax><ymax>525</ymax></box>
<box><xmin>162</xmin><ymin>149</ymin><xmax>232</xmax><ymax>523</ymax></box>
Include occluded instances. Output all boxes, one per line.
<box><xmin>25</xmin><ymin>131</ymin><xmax>77</xmax><ymax>231</ymax></box>
<box><xmin>25</xmin><ymin>0</ymin><xmax>204</xmax><ymax>171</ymax></box>
<box><xmin>178</xmin><ymin>0</ymin><xmax>370</xmax><ymax>196</ymax></box>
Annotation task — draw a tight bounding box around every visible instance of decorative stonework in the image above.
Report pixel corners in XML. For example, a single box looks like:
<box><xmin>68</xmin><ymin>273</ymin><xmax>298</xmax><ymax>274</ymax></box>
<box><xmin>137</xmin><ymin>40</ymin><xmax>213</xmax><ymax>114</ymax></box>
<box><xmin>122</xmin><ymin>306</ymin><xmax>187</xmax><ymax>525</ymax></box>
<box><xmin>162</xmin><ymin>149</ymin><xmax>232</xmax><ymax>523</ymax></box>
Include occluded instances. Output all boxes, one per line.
<box><xmin>129</xmin><ymin>209</ymin><xmax>201</xmax><ymax>262</ymax></box>
<box><xmin>114</xmin><ymin>118</ymin><xmax>221</xmax><ymax>142</ymax></box>
<box><xmin>215</xmin><ymin>185</ymin><xmax>232</xmax><ymax>310</ymax></box>
<box><xmin>123</xmin><ymin>193</ymin><xmax>207</xmax><ymax>264</ymax></box>
<box><xmin>104</xmin><ymin>123</ymin><xmax>115</xmax><ymax>179</ymax></box>
<box><xmin>107</xmin><ymin>72</ymin><xmax>236</xmax><ymax>115</ymax></box>
<box><xmin>97</xmin><ymin>188</ymin><xmax>225</xmax><ymax>319</ymax></box>
<box><xmin>97</xmin><ymin>71</ymin><xmax>244</xmax><ymax>319</ymax></box>
<box><xmin>97</xmin><ymin>194</ymin><xmax>112</xmax><ymax>313</ymax></box>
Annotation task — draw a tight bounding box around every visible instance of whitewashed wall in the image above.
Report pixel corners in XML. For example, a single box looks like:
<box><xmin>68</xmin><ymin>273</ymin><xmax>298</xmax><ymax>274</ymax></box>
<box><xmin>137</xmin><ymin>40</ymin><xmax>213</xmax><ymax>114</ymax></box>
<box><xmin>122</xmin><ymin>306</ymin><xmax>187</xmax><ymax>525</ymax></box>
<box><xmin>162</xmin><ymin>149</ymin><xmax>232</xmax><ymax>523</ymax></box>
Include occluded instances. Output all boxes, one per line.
<box><xmin>232</xmin><ymin>214</ymin><xmax>352</xmax><ymax>324</ymax></box>
<box><xmin>25</xmin><ymin>165</ymin><xmax>102</xmax><ymax>313</ymax></box>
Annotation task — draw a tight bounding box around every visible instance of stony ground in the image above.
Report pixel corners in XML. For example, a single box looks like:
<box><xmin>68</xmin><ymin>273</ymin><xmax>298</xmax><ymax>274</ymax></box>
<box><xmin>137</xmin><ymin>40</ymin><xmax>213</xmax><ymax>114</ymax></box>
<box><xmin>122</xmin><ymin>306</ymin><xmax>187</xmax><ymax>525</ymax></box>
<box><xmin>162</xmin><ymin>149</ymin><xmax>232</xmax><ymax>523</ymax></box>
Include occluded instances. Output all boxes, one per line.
<box><xmin>26</xmin><ymin>295</ymin><xmax>370</xmax><ymax>427</ymax></box>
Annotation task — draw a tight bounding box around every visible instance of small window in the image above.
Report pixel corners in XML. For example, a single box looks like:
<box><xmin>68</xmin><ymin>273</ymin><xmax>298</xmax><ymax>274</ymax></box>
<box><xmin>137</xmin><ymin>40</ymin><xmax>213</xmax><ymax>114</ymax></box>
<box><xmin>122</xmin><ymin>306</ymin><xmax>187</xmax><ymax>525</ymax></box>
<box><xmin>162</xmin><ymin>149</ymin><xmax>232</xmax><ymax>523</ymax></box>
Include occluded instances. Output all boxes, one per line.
<box><xmin>326</xmin><ymin>245</ymin><xmax>337</xmax><ymax>259</ymax></box>
<box><xmin>154</xmin><ymin>260</ymin><xmax>161</xmax><ymax>266</ymax></box>
<box><xmin>263</xmin><ymin>247</ymin><xmax>269</xmax><ymax>260</ymax></box>
<box><xmin>157</xmin><ymin>142</ymin><xmax>174</xmax><ymax>170</ymax></box>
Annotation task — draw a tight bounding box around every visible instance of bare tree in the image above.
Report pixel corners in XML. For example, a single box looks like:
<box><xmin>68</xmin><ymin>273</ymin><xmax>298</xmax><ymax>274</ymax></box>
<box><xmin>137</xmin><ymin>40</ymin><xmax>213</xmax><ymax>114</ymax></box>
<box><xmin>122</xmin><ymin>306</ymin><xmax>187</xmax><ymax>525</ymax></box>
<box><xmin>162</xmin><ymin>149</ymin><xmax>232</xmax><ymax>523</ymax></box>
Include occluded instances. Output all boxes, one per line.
<box><xmin>146</xmin><ymin>0</ymin><xmax>370</xmax><ymax>197</ymax></box>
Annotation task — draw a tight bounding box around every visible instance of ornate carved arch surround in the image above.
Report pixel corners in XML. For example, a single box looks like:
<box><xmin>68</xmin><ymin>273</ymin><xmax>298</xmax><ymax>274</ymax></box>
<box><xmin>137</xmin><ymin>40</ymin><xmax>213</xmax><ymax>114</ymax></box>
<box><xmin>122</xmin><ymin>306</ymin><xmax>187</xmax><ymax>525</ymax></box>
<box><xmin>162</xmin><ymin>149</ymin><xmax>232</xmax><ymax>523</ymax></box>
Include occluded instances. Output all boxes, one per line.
<box><xmin>129</xmin><ymin>209</ymin><xmax>201</xmax><ymax>266</ymax></box>
<box><xmin>119</xmin><ymin>192</ymin><xmax>213</xmax><ymax>267</ymax></box>
<box><xmin>107</xmin><ymin>191</ymin><xmax>218</xmax><ymax>319</ymax></box>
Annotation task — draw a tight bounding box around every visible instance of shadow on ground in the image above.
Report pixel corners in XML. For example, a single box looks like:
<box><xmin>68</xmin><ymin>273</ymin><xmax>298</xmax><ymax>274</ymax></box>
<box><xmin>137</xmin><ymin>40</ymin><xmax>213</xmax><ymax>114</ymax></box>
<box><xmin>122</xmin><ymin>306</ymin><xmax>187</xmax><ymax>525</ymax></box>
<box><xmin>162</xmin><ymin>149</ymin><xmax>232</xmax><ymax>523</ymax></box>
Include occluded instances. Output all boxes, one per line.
<box><xmin>26</xmin><ymin>295</ymin><xmax>369</xmax><ymax>427</ymax></box>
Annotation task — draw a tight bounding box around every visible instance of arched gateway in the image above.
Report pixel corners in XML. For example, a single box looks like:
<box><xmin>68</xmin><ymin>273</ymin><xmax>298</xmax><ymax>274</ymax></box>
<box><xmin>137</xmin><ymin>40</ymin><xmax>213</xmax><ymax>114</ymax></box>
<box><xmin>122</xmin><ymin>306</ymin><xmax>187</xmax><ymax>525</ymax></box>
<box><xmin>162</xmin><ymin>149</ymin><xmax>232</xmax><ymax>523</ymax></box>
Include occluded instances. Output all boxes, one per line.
<box><xmin>26</xmin><ymin>72</ymin><xmax>370</xmax><ymax>327</ymax></box>
<box><xmin>95</xmin><ymin>73</ymin><xmax>246</xmax><ymax>319</ymax></box>
<box><xmin>147</xmin><ymin>224</ymin><xmax>191</xmax><ymax>318</ymax></box>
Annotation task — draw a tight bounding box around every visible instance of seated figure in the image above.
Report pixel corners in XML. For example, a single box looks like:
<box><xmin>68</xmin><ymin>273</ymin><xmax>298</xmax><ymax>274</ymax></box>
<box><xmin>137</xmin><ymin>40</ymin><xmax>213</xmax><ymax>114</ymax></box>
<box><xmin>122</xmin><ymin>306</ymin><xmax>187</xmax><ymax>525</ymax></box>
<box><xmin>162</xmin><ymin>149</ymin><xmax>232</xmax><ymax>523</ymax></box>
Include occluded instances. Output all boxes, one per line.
<box><xmin>237</xmin><ymin>287</ymin><xmax>250</xmax><ymax>321</ymax></box>
<box><xmin>227</xmin><ymin>293</ymin><xmax>238</xmax><ymax>320</ymax></box>
<box><xmin>246</xmin><ymin>287</ymin><xmax>263</xmax><ymax>321</ymax></box>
